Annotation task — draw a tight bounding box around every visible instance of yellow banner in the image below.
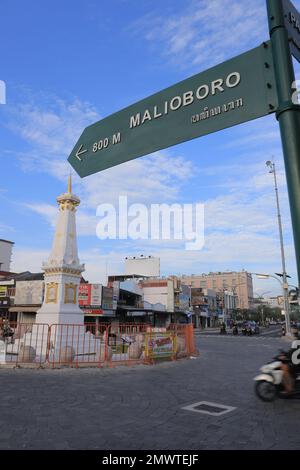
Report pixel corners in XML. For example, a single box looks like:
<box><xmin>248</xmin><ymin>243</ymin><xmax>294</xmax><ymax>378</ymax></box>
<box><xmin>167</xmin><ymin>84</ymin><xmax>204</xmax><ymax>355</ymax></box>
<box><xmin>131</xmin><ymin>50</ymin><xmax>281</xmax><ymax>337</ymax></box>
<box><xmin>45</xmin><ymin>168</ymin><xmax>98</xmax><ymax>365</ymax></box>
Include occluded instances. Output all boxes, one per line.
<box><xmin>0</xmin><ymin>286</ymin><xmax>7</xmax><ymax>297</ymax></box>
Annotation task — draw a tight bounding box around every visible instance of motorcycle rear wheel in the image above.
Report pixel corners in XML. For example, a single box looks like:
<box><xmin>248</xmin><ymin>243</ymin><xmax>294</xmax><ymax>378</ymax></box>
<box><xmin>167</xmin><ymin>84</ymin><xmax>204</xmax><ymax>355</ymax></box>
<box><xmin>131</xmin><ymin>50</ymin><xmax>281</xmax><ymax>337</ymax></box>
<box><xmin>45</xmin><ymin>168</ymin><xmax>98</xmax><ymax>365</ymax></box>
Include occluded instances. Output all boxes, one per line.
<box><xmin>255</xmin><ymin>380</ymin><xmax>277</xmax><ymax>402</ymax></box>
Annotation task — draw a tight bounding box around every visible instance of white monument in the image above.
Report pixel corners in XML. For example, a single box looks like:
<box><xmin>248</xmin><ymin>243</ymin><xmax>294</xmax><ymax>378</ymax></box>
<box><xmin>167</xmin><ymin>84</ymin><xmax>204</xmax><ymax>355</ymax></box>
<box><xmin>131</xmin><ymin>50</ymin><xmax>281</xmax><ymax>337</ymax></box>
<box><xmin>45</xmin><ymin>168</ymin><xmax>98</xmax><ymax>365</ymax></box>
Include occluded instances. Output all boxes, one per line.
<box><xmin>35</xmin><ymin>175</ymin><xmax>85</xmax><ymax>325</ymax></box>
<box><xmin>6</xmin><ymin>176</ymin><xmax>104</xmax><ymax>364</ymax></box>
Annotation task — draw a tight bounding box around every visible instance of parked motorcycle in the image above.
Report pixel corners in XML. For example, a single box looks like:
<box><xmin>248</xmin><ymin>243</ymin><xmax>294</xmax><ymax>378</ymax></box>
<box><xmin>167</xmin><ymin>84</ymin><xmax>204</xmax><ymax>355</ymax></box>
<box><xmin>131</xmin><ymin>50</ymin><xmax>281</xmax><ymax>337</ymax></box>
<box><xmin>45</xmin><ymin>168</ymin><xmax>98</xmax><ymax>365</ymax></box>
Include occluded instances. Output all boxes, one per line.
<box><xmin>232</xmin><ymin>325</ymin><xmax>238</xmax><ymax>336</ymax></box>
<box><xmin>220</xmin><ymin>323</ymin><xmax>227</xmax><ymax>335</ymax></box>
<box><xmin>254</xmin><ymin>345</ymin><xmax>300</xmax><ymax>402</ymax></box>
<box><xmin>242</xmin><ymin>324</ymin><xmax>252</xmax><ymax>336</ymax></box>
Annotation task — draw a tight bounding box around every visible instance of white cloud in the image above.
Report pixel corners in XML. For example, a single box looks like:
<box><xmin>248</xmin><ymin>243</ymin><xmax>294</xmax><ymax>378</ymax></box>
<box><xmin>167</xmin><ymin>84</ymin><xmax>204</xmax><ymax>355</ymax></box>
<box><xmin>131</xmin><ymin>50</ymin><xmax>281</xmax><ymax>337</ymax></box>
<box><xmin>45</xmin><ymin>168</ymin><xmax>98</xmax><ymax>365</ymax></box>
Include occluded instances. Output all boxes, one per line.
<box><xmin>24</xmin><ymin>202</ymin><xmax>100</xmax><ymax>237</ymax></box>
<box><xmin>11</xmin><ymin>248</ymin><xmax>49</xmax><ymax>274</ymax></box>
<box><xmin>130</xmin><ymin>0</ymin><xmax>268</xmax><ymax>70</ymax></box>
<box><xmin>9</xmin><ymin>98</ymin><xmax>99</xmax><ymax>156</ymax></box>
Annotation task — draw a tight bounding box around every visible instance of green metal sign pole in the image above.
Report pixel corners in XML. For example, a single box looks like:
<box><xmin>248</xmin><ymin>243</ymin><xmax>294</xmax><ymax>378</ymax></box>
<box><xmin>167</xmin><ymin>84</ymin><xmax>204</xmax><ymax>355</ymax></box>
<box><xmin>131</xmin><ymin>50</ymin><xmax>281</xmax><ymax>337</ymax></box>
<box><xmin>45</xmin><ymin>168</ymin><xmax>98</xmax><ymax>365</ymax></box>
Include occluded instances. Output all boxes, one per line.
<box><xmin>267</xmin><ymin>0</ymin><xmax>300</xmax><ymax>290</ymax></box>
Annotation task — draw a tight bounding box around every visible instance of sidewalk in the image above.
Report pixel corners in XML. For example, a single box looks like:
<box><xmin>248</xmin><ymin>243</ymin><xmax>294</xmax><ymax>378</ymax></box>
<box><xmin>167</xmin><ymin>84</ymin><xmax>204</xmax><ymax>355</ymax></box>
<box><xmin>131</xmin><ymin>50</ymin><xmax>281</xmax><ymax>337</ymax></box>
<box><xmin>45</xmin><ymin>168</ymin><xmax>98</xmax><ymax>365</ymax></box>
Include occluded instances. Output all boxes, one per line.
<box><xmin>193</xmin><ymin>326</ymin><xmax>276</xmax><ymax>336</ymax></box>
<box><xmin>194</xmin><ymin>327</ymin><xmax>219</xmax><ymax>335</ymax></box>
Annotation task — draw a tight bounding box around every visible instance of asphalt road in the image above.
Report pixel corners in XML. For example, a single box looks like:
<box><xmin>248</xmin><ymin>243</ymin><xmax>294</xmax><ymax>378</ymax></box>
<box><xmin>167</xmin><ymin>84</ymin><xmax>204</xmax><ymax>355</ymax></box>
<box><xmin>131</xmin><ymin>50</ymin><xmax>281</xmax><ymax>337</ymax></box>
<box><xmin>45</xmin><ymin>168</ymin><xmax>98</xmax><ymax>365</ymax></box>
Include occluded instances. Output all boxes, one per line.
<box><xmin>0</xmin><ymin>332</ymin><xmax>299</xmax><ymax>450</ymax></box>
<box><xmin>196</xmin><ymin>325</ymin><xmax>282</xmax><ymax>337</ymax></box>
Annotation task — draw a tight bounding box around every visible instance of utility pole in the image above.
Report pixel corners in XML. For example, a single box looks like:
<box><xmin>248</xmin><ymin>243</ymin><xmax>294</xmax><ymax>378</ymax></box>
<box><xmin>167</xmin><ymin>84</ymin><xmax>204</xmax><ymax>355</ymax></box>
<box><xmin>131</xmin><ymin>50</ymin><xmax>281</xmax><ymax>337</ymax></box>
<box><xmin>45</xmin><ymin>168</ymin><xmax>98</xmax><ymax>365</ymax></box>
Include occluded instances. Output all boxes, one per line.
<box><xmin>267</xmin><ymin>0</ymin><xmax>300</xmax><ymax>290</ymax></box>
<box><xmin>266</xmin><ymin>161</ymin><xmax>292</xmax><ymax>334</ymax></box>
<box><xmin>223</xmin><ymin>289</ymin><xmax>227</xmax><ymax>326</ymax></box>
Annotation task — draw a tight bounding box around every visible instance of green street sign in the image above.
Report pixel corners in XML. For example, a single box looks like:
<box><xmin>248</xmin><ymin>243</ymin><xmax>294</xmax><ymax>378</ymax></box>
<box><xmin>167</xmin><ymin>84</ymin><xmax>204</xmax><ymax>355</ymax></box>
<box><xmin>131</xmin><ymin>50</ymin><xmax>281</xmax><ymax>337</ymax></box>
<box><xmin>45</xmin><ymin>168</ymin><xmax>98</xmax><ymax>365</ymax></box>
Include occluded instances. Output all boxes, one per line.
<box><xmin>282</xmin><ymin>0</ymin><xmax>300</xmax><ymax>62</ymax></box>
<box><xmin>68</xmin><ymin>42</ymin><xmax>278</xmax><ymax>178</ymax></box>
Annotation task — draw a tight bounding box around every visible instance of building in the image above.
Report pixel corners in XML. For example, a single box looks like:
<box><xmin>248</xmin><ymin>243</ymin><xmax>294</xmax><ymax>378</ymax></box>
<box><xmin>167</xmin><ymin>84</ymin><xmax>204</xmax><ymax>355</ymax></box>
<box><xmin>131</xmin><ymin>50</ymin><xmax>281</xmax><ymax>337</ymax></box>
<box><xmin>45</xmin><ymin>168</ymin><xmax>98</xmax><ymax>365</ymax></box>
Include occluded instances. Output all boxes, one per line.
<box><xmin>107</xmin><ymin>274</ymin><xmax>191</xmax><ymax>326</ymax></box>
<box><xmin>0</xmin><ymin>271</ymin><xmax>43</xmax><ymax>321</ymax></box>
<box><xmin>265</xmin><ymin>296</ymin><xmax>283</xmax><ymax>309</ymax></box>
<box><xmin>141</xmin><ymin>278</ymin><xmax>176</xmax><ymax>312</ymax></box>
<box><xmin>10</xmin><ymin>275</ymin><xmax>44</xmax><ymax>323</ymax></box>
<box><xmin>125</xmin><ymin>256</ymin><xmax>160</xmax><ymax>277</ymax></box>
<box><xmin>191</xmin><ymin>288</ymin><xmax>219</xmax><ymax>328</ymax></box>
<box><xmin>107</xmin><ymin>275</ymin><xmax>169</xmax><ymax>326</ymax></box>
<box><xmin>0</xmin><ymin>239</ymin><xmax>14</xmax><ymax>272</ymax></box>
<box><xmin>181</xmin><ymin>271</ymin><xmax>254</xmax><ymax>310</ymax></box>
<box><xmin>78</xmin><ymin>283</ymin><xmax>115</xmax><ymax>327</ymax></box>
<box><xmin>140</xmin><ymin>277</ymin><xmax>191</xmax><ymax>325</ymax></box>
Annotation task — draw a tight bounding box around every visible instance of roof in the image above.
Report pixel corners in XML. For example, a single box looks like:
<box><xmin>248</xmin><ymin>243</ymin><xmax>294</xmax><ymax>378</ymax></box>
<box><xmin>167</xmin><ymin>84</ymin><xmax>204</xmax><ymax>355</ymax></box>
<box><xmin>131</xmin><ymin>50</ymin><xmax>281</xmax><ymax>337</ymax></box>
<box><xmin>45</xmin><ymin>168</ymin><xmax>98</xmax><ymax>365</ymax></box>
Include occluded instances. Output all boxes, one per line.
<box><xmin>108</xmin><ymin>274</ymin><xmax>151</xmax><ymax>282</ymax></box>
<box><xmin>120</xmin><ymin>288</ymin><xmax>142</xmax><ymax>297</ymax></box>
<box><xmin>9</xmin><ymin>306</ymin><xmax>40</xmax><ymax>313</ymax></box>
<box><xmin>118</xmin><ymin>305</ymin><xmax>188</xmax><ymax>315</ymax></box>
<box><xmin>0</xmin><ymin>239</ymin><xmax>14</xmax><ymax>245</ymax></box>
<box><xmin>15</xmin><ymin>272</ymin><xmax>44</xmax><ymax>281</ymax></box>
<box><xmin>0</xmin><ymin>271</ymin><xmax>16</xmax><ymax>278</ymax></box>
<box><xmin>0</xmin><ymin>272</ymin><xmax>44</xmax><ymax>282</ymax></box>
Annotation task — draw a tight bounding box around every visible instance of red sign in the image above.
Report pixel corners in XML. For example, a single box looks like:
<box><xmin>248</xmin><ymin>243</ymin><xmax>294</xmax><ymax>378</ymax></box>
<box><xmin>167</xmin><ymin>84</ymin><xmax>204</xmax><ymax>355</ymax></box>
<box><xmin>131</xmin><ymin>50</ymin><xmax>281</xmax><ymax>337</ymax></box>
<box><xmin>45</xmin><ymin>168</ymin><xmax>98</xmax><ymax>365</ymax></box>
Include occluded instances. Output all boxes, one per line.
<box><xmin>83</xmin><ymin>308</ymin><xmax>104</xmax><ymax>315</ymax></box>
<box><xmin>78</xmin><ymin>284</ymin><xmax>91</xmax><ymax>306</ymax></box>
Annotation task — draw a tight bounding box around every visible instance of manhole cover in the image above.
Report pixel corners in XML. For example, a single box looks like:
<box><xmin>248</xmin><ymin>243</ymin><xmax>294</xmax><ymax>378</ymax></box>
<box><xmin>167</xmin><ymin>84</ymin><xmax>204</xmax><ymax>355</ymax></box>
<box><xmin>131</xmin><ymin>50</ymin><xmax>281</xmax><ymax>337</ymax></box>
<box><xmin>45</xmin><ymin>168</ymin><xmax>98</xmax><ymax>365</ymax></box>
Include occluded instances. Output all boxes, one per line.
<box><xmin>182</xmin><ymin>401</ymin><xmax>236</xmax><ymax>416</ymax></box>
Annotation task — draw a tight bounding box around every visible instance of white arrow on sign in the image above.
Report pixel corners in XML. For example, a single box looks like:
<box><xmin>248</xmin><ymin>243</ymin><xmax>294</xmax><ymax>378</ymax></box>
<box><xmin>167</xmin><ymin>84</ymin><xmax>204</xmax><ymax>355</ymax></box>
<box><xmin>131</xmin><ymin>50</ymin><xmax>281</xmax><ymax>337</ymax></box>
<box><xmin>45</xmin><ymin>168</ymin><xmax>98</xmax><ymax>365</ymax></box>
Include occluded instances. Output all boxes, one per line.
<box><xmin>75</xmin><ymin>144</ymin><xmax>88</xmax><ymax>161</ymax></box>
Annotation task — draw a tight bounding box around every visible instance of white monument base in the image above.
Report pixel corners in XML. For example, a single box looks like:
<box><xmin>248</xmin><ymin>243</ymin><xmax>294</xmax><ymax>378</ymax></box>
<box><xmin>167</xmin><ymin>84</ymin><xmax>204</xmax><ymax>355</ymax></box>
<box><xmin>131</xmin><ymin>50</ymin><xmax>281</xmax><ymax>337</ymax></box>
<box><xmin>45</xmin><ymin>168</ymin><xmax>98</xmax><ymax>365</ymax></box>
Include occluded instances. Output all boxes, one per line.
<box><xmin>6</xmin><ymin>323</ymin><xmax>104</xmax><ymax>365</ymax></box>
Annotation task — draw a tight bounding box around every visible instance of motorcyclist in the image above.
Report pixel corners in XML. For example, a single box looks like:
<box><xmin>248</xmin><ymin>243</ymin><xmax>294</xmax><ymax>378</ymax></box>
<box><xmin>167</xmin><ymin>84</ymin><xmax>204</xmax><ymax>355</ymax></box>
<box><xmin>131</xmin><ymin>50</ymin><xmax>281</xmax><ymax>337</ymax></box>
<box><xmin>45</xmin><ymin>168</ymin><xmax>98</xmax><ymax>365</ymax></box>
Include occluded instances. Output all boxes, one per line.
<box><xmin>280</xmin><ymin>340</ymin><xmax>300</xmax><ymax>394</ymax></box>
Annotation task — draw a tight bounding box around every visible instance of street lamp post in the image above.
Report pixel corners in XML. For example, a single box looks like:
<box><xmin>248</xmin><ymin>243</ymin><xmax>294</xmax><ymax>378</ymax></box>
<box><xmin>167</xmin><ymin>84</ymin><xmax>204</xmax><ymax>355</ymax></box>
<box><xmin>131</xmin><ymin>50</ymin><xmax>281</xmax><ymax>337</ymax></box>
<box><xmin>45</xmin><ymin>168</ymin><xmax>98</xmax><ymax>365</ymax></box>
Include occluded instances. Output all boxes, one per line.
<box><xmin>254</xmin><ymin>273</ymin><xmax>291</xmax><ymax>335</ymax></box>
<box><xmin>254</xmin><ymin>291</ymin><xmax>271</xmax><ymax>326</ymax></box>
<box><xmin>223</xmin><ymin>288</ymin><xmax>227</xmax><ymax>326</ymax></box>
<box><xmin>266</xmin><ymin>160</ymin><xmax>292</xmax><ymax>335</ymax></box>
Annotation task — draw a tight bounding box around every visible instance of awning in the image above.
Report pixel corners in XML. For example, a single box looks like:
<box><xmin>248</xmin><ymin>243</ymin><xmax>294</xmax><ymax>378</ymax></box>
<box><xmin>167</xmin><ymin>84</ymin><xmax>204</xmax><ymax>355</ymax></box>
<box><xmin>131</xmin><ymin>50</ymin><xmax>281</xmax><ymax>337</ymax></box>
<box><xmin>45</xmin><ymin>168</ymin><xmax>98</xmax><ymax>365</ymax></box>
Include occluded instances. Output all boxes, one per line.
<box><xmin>126</xmin><ymin>311</ymin><xmax>148</xmax><ymax>317</ymax></box>
<box><xmin>84</xmin><ymin>309</ymin><xmax>115</xmax><ymax>317</ymax></box>
<box><xmin>9</xmin><ymin>306</ymin><xmax>40</xmax><ymax>313</ymax></box>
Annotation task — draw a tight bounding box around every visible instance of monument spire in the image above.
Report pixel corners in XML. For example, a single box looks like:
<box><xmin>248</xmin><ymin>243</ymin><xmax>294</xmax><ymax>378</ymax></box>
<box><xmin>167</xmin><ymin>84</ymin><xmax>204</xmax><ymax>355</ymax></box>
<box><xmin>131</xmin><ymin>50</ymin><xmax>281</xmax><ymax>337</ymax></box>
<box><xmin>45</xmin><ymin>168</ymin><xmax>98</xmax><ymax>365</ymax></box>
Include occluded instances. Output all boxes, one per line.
<box><xmin>67</xmin><ymin>173</ymin><xmax>72</xmax><ymax>194</ymax></box>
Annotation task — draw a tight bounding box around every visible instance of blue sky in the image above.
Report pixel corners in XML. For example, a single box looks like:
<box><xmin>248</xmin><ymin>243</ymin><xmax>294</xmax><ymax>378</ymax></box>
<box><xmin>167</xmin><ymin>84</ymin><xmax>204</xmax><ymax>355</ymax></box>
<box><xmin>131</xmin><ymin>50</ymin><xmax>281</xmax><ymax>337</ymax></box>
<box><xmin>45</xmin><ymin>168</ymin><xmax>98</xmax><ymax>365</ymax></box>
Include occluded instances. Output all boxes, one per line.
<box><xmin>1</xmin><ymin>0</ymin><xmax>300</xmax><ymax>296</ymax></box>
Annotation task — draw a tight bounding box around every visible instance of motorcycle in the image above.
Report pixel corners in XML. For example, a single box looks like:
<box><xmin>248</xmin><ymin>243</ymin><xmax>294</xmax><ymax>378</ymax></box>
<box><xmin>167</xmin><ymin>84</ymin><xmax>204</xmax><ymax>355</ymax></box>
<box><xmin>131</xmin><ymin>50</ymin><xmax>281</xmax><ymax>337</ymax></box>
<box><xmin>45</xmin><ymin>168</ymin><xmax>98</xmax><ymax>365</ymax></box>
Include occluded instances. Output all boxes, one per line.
<box><xmin>220</xmin><ymin>324</ymin><xmax>227</xmax><ymax>335</ymax></box>
<box><xmin>232</xmin><ymin>325</ymin><xmax>238</xmax><ymax>336</ymax></box>
<box><xmin>254</xmin><ymin>348</ymin><xmax>300</xmax><ymax>402</ymax></box>
<box><xmin>242</xmin><ymin>324</ymin><xmax>252</xmax><ymax>336</ymax></box>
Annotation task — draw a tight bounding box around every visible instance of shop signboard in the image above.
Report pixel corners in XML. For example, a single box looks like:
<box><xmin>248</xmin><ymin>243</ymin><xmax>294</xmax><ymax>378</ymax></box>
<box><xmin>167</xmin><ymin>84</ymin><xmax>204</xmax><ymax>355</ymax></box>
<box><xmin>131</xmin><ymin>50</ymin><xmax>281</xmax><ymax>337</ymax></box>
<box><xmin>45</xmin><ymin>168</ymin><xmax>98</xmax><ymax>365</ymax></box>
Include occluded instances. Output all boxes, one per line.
<box><xmin>90</xmin><ymin>283</ymin><xmax>102</xmax><ymax>305</ymax></box>
<box><xmin>0</xmin><ymin>286</ymin><xmax>7</xmax><ymax>297</ymax></box>
<box><xmin>78</xmin><ymin>284</ymin><xmax>91</xmax><ymax>306</ymax></box>
<box><xmin>82</xmin><ymin>308</ymin><xmax>104</xmax><ymax>316</ymax></box>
